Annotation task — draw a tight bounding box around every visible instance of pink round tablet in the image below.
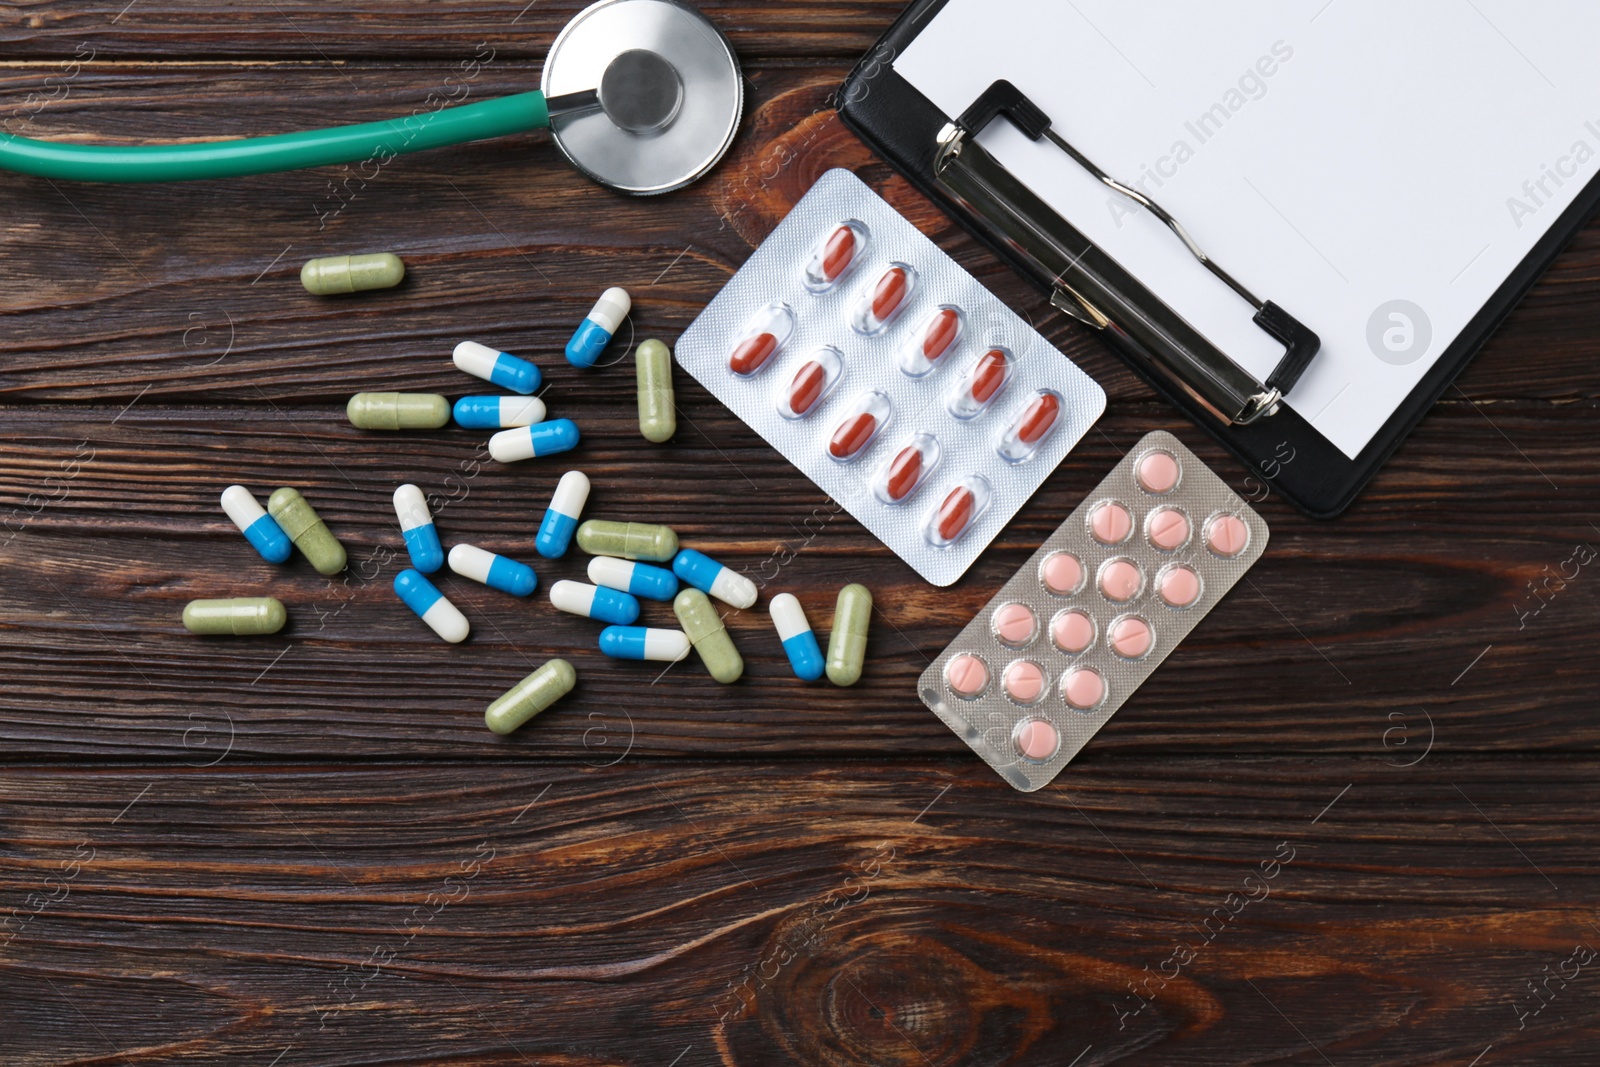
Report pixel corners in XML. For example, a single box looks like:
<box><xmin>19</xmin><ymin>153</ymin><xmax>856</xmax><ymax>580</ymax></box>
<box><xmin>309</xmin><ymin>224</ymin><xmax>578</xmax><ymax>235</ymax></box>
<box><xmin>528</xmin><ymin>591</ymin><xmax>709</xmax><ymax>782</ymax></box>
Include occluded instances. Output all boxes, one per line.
<box><xmin>1158</xmin><ymin>565</ymin><xmax>1201</xmax><ymax>608</ymax></box>
<box><xmin>1206</xmin><ymin>514</ymin><xmax>1250</xmax><ymax>558</ymax></box>
<box><xmin>1014</xmin><ymin>718</ymin><xmax>1059</xmax><ymax>762</ymax></box>
<box><xmin>1090</xmin><ymin>502</ymin><xmax>1133</xmax><ymax>545</ymax></box>
<box><xmin>1061</xmin><ymin>666</ymin><xmax>1106</xmax><ymax>711</ymax></box>
<box><xmin>1147</xmin><ymin>507</ymin><xmax>1190</xmax><ymax>552</ymax></box>
<box><xmin>1051</xmin><ymin>609</ymin><xmax>1095</xmax><ymax>654</ymax></box>
<box><xmin>992</xmin><ymin>602</ymin><xmax>1039</xmax><ymax>648</ymax></box>
<box><xmin>1099</xmin><ymin>558</ymin><xmax>1143</xmax><ymax>603</ymax></box>
<box><xmin>1109</xmin><ymin>616</ymin><xmax>1153</xmax><ymax>659</ymax></box>
<box><xmin>1136</xmin><ymin>450</ymin><xmax>1180</xmax><ymax>494</ymax></box>
<box><xmin>1040</xmin><ymin>551</ymin><xmax>1084</xmax><ymax>596</ymax></box>
<box><xmin>946</xmin><ymin>654</ymin><xmax>989</xmax><ymax>699</ymax></box>
<box><xmin>1003</xmin><ymin>660</ymin><xmax>1046</xmax><ymax>705</ymax></box>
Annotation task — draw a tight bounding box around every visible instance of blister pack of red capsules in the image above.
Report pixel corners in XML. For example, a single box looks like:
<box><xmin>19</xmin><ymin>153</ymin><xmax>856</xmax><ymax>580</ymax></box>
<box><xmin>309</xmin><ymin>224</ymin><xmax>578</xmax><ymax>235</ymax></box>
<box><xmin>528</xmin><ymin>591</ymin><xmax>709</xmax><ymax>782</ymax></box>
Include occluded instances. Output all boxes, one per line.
<box><xmin>677</xmin><ymin>168</ymin><xmax>1105</xmax><ymax>586</ymax></box>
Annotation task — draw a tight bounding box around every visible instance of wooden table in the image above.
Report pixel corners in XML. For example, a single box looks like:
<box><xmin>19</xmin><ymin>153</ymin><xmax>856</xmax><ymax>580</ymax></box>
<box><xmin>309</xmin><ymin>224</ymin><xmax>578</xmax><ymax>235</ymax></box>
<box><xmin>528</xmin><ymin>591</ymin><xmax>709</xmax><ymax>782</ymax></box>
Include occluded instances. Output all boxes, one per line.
<box><xmin>3</xmin><ymin>4</ymin><xmax>1597</xmax><ymax>1064</ymax></box>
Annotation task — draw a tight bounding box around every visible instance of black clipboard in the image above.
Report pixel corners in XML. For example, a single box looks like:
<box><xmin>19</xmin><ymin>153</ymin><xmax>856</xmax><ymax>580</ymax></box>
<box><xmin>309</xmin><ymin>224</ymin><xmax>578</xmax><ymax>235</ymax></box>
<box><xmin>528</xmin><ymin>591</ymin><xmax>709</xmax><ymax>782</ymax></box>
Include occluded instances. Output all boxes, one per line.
<box><xmin>838</xmin><ymin>0</ymin><xmax>1600</xmax><ymax>517</ymax></box>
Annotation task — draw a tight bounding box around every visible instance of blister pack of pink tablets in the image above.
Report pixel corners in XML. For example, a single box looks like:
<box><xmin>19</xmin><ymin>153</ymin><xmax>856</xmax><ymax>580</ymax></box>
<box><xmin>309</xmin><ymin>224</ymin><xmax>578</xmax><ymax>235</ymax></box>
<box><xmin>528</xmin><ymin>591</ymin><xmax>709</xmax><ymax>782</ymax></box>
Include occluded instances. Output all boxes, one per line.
<box><xmin>677</xmin><ymin>168</ymin><xmax>1105</xmax><ymax>586</ymax></box>
<box><xmin>919</xmin><ymin>432</ymin><xmax>1269</xmax><ymax>792</ymax></box>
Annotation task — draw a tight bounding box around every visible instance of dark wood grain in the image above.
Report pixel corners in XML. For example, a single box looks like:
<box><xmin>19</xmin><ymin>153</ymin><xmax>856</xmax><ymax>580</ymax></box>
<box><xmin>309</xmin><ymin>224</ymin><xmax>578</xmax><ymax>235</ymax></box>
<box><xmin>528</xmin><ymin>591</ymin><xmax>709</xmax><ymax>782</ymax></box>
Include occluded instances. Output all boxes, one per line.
<box><xmin>2</xmin><ymin>3</ymin><xmax>1599</xmax><ymax>1064</ymax></box>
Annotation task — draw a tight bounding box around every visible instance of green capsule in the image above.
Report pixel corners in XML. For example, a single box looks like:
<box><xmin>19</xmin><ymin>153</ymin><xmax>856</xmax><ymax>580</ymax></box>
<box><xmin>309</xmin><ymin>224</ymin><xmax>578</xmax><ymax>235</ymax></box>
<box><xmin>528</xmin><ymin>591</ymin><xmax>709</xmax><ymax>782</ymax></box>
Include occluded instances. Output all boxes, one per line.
<box><xmin>635</xmin><ymin>339</ymin><xmax>676</xmax><ymax>444</ymax></box>
<box><xmin>576</xmin><ymin>520</ymin><xmax>678</xmax><ymax>562</ymax></box>
<box><xmin>826</xmin><ymin>583</ymin><xmax>872</xmax><ymax>687</ymax></box>
<box><xmin>673</xmin><ymin>588</ymin><xmax>743</xmax><ymax>684</ymax></box>
<box><xmin>268</xmin><ymin>487</ymin><xmax>348</xmax><ymax>576</ymax></box>
<box><xmin>346</xmin><ymin>392</ymin><xmax>450</xmax><ymax>431</ymax></box>
<box><xmin>485</xmin><ymin>659</ymin><xmax>577</xmax><ymax>735</ymax></box>
<box><xmin>300</xmin><ymin>253</ymin><xmax>405</xmax><ymax>295</ymax></box>
<box><xmin>182</xmin><ymin>597</ymin><xmax>287</xmax><ymax>636</ymax></box>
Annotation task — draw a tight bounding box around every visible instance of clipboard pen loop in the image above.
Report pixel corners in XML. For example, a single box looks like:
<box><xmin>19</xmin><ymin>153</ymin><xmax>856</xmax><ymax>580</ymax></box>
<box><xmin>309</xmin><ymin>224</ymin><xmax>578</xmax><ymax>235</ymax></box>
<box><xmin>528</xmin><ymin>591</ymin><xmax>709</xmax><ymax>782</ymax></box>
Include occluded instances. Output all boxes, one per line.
<box><xmin>937</xmin><ymin>81</ymin><xmax>1319</xmax><ymax>425</ymax></box>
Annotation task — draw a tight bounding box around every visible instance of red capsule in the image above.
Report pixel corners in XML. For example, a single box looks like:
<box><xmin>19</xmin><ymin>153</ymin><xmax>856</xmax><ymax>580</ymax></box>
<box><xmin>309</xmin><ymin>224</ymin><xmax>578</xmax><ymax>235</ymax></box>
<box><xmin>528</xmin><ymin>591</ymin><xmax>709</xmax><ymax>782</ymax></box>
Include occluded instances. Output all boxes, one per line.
<box><xmin>922</xmin><ymin>308</ymin><xmax>961</xmax><ymax>361</ymax></box>
<box><xmin>1017</xmin><ymin>391</ymin><xmax>1061</xmax><ymax>443</ymax></box>
<box><xmin>821</xmin><ymin>226</ymin><xmax>857</xmax><ymax>282</ymax></box>
<box><xmin>885</xmin><ymin>446</ymin><xmax>924</xmax><ymax>501</ymax></box>
<box><xmin>788</xmin><ymin>361</ymin><xmax>827</xmax><ymax>416</ymax></box>
<box><xmin>730</xmin><ymin>333</ymin><xmax>778</xmax><ymax>376</ymax></box>
<box><xmin>830</xmin><ymin>413</ymin><xmax>878</xmax><ymax>460</ymax></box>
<box><xmin>934</xmin><ymin>487</ymin><xmax>975</xmax><ymax>542</ymax></box>
<box><xmin>873</xmin><ymin>268</ymin><xmax>909</xmax><ymax>322</ymax></box>
<box><xmin>970</xmin><ymin>349</ymin><xmax>1009</xmax><ymax>403</ymax></box>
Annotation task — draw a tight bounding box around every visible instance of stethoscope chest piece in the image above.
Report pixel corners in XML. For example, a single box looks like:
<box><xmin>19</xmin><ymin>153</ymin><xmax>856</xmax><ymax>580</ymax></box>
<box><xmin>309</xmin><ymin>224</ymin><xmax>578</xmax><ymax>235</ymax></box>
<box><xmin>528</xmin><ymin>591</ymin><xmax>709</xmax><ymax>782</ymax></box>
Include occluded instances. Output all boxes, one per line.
<box><xmin>543</xmin><ymin>0</ymin><xmax>743</xmax><ymax>195</ymax></box>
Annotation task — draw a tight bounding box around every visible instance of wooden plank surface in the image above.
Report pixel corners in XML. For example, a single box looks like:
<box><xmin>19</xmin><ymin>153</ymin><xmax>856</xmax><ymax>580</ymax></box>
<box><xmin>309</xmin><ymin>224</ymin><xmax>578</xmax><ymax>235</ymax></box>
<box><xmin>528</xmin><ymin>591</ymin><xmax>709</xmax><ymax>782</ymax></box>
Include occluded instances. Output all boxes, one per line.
<box><xmin>2</xmin><ymin>2</ymin><xmax>1599</xmax><ymax>1063</ymax></box>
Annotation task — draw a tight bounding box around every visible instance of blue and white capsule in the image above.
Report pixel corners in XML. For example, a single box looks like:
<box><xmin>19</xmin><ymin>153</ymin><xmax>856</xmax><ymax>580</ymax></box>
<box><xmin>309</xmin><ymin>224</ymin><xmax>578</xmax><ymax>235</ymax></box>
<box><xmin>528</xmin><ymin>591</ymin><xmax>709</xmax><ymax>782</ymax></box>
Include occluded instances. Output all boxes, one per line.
<box><xmin>394</xmin><ymin>569</ymin><xmax>470</xmax><ymax>643</ymax></box>
<box><xmin>536</xmin><ymin>471</ymin><xmax>590</xmax><ymax>559</ymax></box>
<box><xmin>453</xmin><ymin>340</ymin><xmax>540</xmax><ymax>395</ymax></box>
<box><xmin>587</xmin><ymin>556</ymin><xmax>679</xmax><ymax>602</ymax></box>
<box><xmin>565</xmin><ymin>287</ymin><xmax>631</xmax><ymax>368</ymax></box>
<box><xmin>672</xmin><ymin>549</ymin><xmax>758</xmax><ymax>610</ymax></box>
<box><xmin>393</xmin><ymin>483</ymin><xmax>444</xmax><ymax>573</ymax></box>
<box><xmin>489</xmin><ymin>419</ymin><xmax>579</xmax><ymax>463</ymax></box>
<box><xmin>598</xmin><ymin>626</ymin><xmax>691</xmax><ymax>663</ymax></box>
<box><xmin>448</xmin><ymin>543</ymin><xmax>537</xmax><ymax>597</ymax></box>
<box><xmin>549</xmin><ymin>580</ymin><xmax>640</xmax><ymax>625</ymax></box>
<box><xmin>220</xmin><ymin>485</ymin><xmax>292</xmax><ymax>564</ymax></box>
<box><xmin>453</xmin><ymin>395</ymin><xmax>546</xmax><ymax>430</ymax></box>
<box><xmin>770</xmin><ymin>593</ymin><xmax>824</xmax><ymax>681</ymax></box>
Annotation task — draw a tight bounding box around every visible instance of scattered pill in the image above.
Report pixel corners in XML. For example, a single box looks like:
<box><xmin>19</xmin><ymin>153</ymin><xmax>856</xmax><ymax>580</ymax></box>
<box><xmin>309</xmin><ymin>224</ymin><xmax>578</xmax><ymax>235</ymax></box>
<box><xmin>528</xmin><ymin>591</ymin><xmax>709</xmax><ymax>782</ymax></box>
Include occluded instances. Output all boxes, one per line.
<box><xmin>828</xmin><ymin>391</ymin><xmax>891</xmax><ymax>462</ymax></box>
<box><xmin>220</xmin><ymin>485</ymin><xmax>291</xmax><ymax>564</ymax></box>
<box><xmin>992</xmin><ymin>602</ymin><xmax>1038</xmax><ymax>649</ymax></box>
<box><xmin>636</xmin><ymin>339</ymin><xmax>677</xmax><ymax>443</ymax></box>
<box><xmin>1147</xmin><ymin>507</ymin><xmax>1191</xmax><ymax>552</ymax></box>
<box><xmin>875</xmin><ymin>434</ymin><xmax>940</xmax><ymax>504</ymax></box>
<box><xmin>1206</xmin><ymin>514</ymin><xmax>1250</xmax><ymax>558</ymax></box>
<box><xmin>674</xmin><ymin>588</ymin><xmax>744</xmax><ymax>684</ymax></box>
<box><xmin>449</xmin><ymin>543</ymin><xmax>537</xmax><ymax>597</ymax></box>
<box><xmin>549</xmin><ymin>580</ymin><xmax>640</xmax><ymax>625</ymax></box>
<box><xmin>393</xmin><ymin>483</ymin><xmax>444</xmax><ymax>573</ymax></box>
<box><xmin>997</xmin><ymin>389</ymin><xmax>1064</xmax><ymax>463</ymax></box>
<box><xmin>489</xmin><ymin>419</ymin><xmax>580</xmax><ymax>463</ymax></box>
<box><xmin>945</xmin><ymin>653</ymin><xmax>989</xmax><ymax>699</ymax></box>
<box><xmin>485</xmin><ymin>659</ymin><xmax>576</xmax><ymax>735</ymax></box>
<box><xmin>728</xmin><ymin>304</ymin><xmax>794</xmax><ymax>377</ymax></box>
<box><xmin>1137</xmin><ymin>450</ymin><xmax>1181</xmax><ymax>495</ymax></box>
<box><xmin>1061</xmin><ymin>665</ymin><xmax>1106</xmax><ymax>711</ymax></box>
<box><xmin>770</xmin><ymin>593</ymin><xmax>824</xmax><ymax>681</ymax></box>
<box><xmin>1051</xmin><ymin>609</ymin><xmax>1095</xmax><ymax>654</ymax></box>
<box><xmin>900</xmin><ymin>306</ymin><xmax>963</xmax><ymax>377</ymax></box>
<box><xmin>536</xmin><ymin>471</ymin><xmax>590</xmax><ymax>559</ymax></box>
<box><xmin>804</xmin><ymin>222</ymin><xmax>865</xmax><ymax>292</ymax></box>
<box><xmin>1090</xmin><ymin>502</ymin><xmax>1133</xmax><ymax>545</ymax></box>
<box><xmin>926</xmin><ymin>476</ymin><xmax>992</xmax><ymax>548</ymax></box>
<box><xmin>566</xmin><ymin>287</ymin><xmax>632</xmax><ymax>368</ymax></box>
<box><xmin>1014</xmin><ymin>718</ymin><xmax>1059</xmax><ymax>762</ymax></box>
<box><xmin>1040</xmin><ymin>552</ymin><xmax>1084</xmax><ymax>596</ymax></box>
<box><xmin>598</xmin><ymin>625</ymin><xmax>692</xmax><ymax>663</ymax></box>
<box><xmin>949</xmin><ymin>347</ymin><xmax>1015</xmax><ymax>420</ymax></box>
<box><xmin>852</xmin><ymin>263</ymin><xmax>915</xmax><ymax>334</ymax></box>
<box><xmin>268</xmin><ymin>487</ymin><xmax>347</xmax><ymax>576</ymax></box>
<box><xmin>347</xmin><ymin>393</ymin><xmax>451</xmax><ymax>431</ymax></box>
<box><xmin>453</xmin><ymin>341</ymin><xmax>540</xmax><ymax>395</ymax></box>
<box><xmin>300</xmin><ymin>253</ymin><xmax>404</xmax><ymax>295</ymax></box>
<box><xmin>778</xmin><ymin>347</ymin><xmax>843</xmax><ymax>420</ymax></box>
<box><xmin>1109</xmin><ymin>616</ymin><xmax>1153</xmax><ymax>659</ymax></box>
<box><xmin>452</xmin><ymin>396</ymin><xmax>546</xmax><ymax>430</ymax></box>
<box><xmin>1158</xmin><ymin>564</ymin><xmax>1202</xmax><ymax>608</ymax></box>
<box><xmin>587</xmin><ymin>556</ymin><xmax>679</xmax><ymax>601</ymax></box>
<box><xmin>825</xmin><ymin>583</ymin><xmax>871</xmax><ymax>686</ymax></box>
<box><xmin>1003</xmin><ymin>660</ymin><xmax>1046</xmax><ymax>705</ymax></box>
<box><xmin>182</xmin><ymin>597</ymin><xmax>286</xmax><ymax>636</ymax></box>
<box><xmin>576</xmin><ymin>520</ymin><xmax>678</xmax><ymax>562</ymax></box>
<box><xmin>393</xmin><ymin>569</ymin><xmax>469</xmax><ymax>644</ymax></box>
<box><xmin>672</xmin><ymin>549</ymin><xmax>757</xmax><ymax>610</ymax></box>
<box><xmin>1098</xmin><ymin>558</ymin><xmax>1143</xmax><ymax>603</ymax></box>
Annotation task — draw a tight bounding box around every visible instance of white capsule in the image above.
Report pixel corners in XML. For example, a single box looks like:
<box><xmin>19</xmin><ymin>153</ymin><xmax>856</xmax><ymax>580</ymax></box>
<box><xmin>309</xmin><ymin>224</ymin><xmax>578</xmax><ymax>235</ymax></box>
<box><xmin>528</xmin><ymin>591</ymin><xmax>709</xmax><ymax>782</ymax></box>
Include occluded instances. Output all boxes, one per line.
<box><xmin>589</xmin><ymin>288</ymin><xmax>631</xmax><ymax>334</ymax></box>
<box><xmin>420</xmin><ymin>598</ymin><xmax>470</xmax><ymax>643</ymax></box>
<box><xmin>641</xmin><ymin>628</ymin><xmax>691</xmax><ymax>661</ymax></box>
<box><xmin>221</xmin><ymin>484</ymin><xmax>266</xmax><ymax>531</ymax></box>
<box><xmin>392</xmin><ymin>484</ymin><xmax>432</xmax><ymax>532</ymax></box>
<box><xmin>770</xmin><ymin>592</ymin><xmax>810</xmax><ymax>642</ymax></box>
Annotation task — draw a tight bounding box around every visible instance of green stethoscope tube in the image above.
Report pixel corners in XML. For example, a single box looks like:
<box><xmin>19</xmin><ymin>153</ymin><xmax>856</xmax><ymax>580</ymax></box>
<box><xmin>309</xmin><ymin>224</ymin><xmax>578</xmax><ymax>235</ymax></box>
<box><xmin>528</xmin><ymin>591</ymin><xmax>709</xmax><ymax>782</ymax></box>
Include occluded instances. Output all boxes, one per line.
<box><xmin>0</xmin><ymin>90</ymin><xmax>551</xmax><ymax>183</ymax></box>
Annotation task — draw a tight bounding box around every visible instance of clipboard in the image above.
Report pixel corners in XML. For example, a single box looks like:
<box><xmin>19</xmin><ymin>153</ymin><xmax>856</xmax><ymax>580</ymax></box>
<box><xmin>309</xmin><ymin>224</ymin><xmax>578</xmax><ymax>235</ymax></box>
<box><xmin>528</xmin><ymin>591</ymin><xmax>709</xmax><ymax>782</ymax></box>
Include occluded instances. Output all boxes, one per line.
<box><xmin>839</xmin><ymin>0</ymin><xmax>1600</xmax><ymax>516</ymax></box>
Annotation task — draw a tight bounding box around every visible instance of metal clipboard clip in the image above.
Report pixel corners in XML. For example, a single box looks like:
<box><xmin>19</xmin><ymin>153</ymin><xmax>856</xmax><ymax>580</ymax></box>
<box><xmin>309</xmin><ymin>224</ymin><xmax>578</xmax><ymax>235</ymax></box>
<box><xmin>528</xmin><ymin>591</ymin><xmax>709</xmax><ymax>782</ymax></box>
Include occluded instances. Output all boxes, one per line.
<box><xmin>931</xmin><ymin>81</ymin><xmax>1321</xmax><ymax>426</ymax></box>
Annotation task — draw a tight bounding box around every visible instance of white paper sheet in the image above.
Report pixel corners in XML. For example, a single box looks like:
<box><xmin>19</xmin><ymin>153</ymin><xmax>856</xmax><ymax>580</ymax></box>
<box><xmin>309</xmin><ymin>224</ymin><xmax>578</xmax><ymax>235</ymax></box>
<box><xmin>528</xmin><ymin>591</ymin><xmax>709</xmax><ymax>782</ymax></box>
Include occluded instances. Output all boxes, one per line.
<box><xmin>896</xmin><ymin>0</ymin><xmax>1600</xmax><ymax>457</ymax></box>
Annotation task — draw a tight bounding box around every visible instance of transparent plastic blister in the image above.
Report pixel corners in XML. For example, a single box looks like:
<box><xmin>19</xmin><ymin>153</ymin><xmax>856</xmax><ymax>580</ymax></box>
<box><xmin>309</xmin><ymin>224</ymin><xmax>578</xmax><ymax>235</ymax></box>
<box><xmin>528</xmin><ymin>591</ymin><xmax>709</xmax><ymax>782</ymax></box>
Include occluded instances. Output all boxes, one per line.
<box><xmin>918</xmin><ymin>432</ymin><xmax>1270</xmax><ymax>791</ymax></box>
<box><xmin>676</xmin><ymin>168</ymin><xmax>1106</xmax><ymax>586</ymax></box>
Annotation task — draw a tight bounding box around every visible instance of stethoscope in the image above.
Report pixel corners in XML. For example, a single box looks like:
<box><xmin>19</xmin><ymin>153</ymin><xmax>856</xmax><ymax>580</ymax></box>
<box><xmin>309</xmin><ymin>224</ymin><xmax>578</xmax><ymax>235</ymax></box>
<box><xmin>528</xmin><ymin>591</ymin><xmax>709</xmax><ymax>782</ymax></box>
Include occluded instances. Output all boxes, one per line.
<box><xmin>0</xmin><ymin>0</ymin><xmax>743</xmax><ymax>195</ymax></box>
